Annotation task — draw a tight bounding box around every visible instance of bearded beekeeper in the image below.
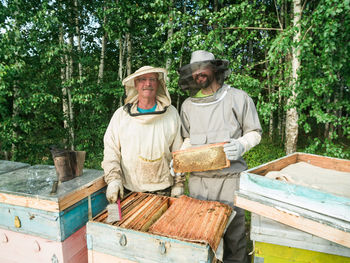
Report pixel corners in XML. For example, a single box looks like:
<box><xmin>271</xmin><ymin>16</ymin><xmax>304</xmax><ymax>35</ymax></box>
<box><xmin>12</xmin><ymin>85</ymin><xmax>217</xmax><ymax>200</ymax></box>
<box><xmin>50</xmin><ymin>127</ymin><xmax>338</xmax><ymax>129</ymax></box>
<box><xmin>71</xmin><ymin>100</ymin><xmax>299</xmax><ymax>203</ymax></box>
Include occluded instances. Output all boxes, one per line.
<box><xmin>102</xmin><ymin>66</ymin><xmax>184</xmax><ymax>204</ymax></box>
<box><xmin>178</xmin><ymin>51</ymin><xmax>262</xmax><ymax>263</ymax></box>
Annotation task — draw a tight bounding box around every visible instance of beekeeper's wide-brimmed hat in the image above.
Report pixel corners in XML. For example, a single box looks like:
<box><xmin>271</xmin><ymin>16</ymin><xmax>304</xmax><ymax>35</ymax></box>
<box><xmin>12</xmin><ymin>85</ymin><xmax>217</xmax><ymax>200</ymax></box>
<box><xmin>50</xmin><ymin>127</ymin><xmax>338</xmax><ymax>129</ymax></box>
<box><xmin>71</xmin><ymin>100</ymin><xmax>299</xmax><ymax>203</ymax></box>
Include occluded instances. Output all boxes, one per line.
<box><xmin>189</xmin><ymin>50</ymin><xmax>229</xmax><ymax>67</ymax></box>
<box><xmin>122</xmin><ymin>66</ymin><xmax>170</xmax><ymax>105</ymax></box>
<box><xmin>178</xmin><ymin>50</ymin><xmax>230</xmax><ymax>91</ymax></box>
<box><xmin>122</xmin><ymin>66</ymin><xmax>167</xmax><ymax>89</ymax></box>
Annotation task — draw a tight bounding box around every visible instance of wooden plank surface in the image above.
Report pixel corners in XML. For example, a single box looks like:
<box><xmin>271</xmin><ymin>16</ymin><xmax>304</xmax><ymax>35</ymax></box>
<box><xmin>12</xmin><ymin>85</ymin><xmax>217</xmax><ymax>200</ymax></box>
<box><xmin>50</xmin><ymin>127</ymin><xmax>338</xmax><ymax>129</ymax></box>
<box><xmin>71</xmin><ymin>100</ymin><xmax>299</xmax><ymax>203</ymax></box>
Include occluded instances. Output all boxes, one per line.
<box><xmin>297</xmin><ymin>153</ymin><xmax>350</xmax><ymax>172</ymax></box>
<box><xmin>88</xmin><ymin>250</ymin><xmax>137</xmax><ymax>263</ymax></box>
<box><xmin>0</xmin><ymin>169</ymin><xmax>106</xmax><ymax>213</ymax></box>
<box><xmin>250</xmin><ymin>213</ymin><xmax>350</xmax><ymax>257</ymax></box>
<box><xmin>0</xmin><ymin>165</ymin><xmax>105</xmax><ymax>211</ymax></box>
<box><xmin>58</xmin><ymin>177</ymin><xmax>106</xmax><ymax>211</ymax></box>
<box><xmin>0</xmin><ymin>188</ymin><xmax>107</xmax><ymax>241</ymax></box>
<box><xmin>86</xmin><ymin>221</ymin><xmax>213</xmax><ymax>263</ymax></box>
<box><xmin>0</xmin><ymin>226</ymin><xmax>87</xmax><ymax>263</ymax></box>
<box><xmin>248</xmin><ymin>152</ymin><xmax>350</xmax><ymax>176</ymax></box>
<box><xmin>59</xmin><ymin>188</ymin><xmax>108</xmax><ymax>241</ymax></box>
<box><xmin>240</xmin><ymin>168</ymin><xmax>350</xmax><ymax>222</ymax></box>
<box><xmin>0</xmin><ymin>177</ymin><xmax>106</xmax><ymax>213</ymax></box>
<box><xmin>254</xmin><ymin>241</ymin><xmax>350</xmax><ymax>263</ymax></box>
<box><xmin>0</xmin><ymin>192</ymin><xmax>59</xmax><ymax>212</ymax></box>
<box><xmin>248</xmin><ymin>153</ymin><xmax>298</xmax><ymax>175</ymax></box>
<box><xmin>234</xmin><ymin>191</ymin><xmax>350</xmax><ymax>248</ymax></box>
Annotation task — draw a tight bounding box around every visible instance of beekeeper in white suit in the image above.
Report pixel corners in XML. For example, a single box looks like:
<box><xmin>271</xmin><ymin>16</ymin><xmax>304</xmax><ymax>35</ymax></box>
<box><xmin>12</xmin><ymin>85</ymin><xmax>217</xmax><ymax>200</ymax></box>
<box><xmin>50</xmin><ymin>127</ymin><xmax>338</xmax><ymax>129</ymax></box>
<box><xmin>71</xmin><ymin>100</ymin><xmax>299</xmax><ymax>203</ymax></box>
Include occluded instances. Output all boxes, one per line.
<box><xmin>102</xmin><ymin>66</ymin><xmax>184</xmax><ymax>204</ymax></box>
<box><xmin>178</xmin><ymin>50</ymin><xmax>262</xmax><ymax>263</ymax></box>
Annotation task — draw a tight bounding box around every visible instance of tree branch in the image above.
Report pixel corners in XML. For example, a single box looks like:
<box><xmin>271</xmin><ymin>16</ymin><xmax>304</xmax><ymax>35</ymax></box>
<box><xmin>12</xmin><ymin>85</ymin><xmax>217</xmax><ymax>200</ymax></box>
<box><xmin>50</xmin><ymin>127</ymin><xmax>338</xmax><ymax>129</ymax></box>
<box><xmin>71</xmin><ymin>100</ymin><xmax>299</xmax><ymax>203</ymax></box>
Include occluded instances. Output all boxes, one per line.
<box><xmin>301</xmin><ymin>24</ymin><xmax>313</xmax><ymax>41</ymax></box>
<box><xmin>301</xmin><ymin>0</ymin><xmax>308</xmax><ymax>15</ymax></box>
<box><xmin>223</xmin><ymin>26</ymin><xmax>283</xmax><ymax>31</ymax></box>
<box><xmin>273</xmin><ymin>0</ymin><xmax>283</xmax><ymax>29</ymax></box>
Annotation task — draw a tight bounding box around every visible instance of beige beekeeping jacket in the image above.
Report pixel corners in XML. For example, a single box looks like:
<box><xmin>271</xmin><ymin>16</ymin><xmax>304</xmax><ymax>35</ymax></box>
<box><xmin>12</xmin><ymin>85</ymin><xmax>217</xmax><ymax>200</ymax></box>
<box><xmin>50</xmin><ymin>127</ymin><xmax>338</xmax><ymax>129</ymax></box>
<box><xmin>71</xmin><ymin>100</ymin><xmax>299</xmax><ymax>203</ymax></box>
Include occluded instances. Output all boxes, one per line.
<box><xmin>102</xmin><ymin>68</ymin><xmax>183</xmax><ymax>192</ymax></box>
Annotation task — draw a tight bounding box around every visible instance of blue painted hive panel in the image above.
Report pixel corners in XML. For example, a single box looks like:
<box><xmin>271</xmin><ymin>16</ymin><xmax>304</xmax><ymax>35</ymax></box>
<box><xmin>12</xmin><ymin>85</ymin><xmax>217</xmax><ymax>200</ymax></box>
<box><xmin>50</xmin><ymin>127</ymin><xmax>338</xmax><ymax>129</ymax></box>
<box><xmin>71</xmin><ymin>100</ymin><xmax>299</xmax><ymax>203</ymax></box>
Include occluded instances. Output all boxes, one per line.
<box><xmin>240</xmin><ymin>153</ymin><xmax>350</xmax><ymax>222</ymax></box>
<box><xmin>0</xmin><ymin>163</ymin><xmax>108</xmax><ymax>241</ymax></box>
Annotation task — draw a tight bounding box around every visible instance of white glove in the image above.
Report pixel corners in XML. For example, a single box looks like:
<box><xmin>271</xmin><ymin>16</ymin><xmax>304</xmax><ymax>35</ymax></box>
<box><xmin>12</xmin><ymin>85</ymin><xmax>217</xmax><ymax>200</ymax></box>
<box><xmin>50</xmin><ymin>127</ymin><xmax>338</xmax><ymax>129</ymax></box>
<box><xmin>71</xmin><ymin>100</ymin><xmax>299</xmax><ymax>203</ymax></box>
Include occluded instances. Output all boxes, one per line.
<box><xmin>170</xmin><ymin>159</ymin><xmax>176</xmax><ymax>177</ymax></box>
<box><xmin>106</xmin><ymin>179</ymin><xmax>124</xmax><ymax>203</ymax></box>
<box><xmin>171</xmin><ymin>184</ymin><xmax>184</xmax><ymax>197</ymax></box>
<box><xmin>180</xmin><ymin>138</ymin><xmax>192</xmax><ymax>150</ymax></box>
<box><xmin>223</xmin><ymin>139</ymin><xmax>245</xmax><ymax>161</ymax></box>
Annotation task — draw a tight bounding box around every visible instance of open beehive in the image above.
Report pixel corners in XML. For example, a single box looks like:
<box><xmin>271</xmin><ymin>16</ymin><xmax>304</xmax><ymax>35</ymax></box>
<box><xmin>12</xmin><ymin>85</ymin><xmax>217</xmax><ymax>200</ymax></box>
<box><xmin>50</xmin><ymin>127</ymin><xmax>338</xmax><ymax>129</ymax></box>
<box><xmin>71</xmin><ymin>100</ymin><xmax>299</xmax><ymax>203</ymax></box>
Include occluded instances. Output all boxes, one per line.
<box><xmin>234</xmin><ymin>152</ymin><xmax>350</xmax><ymax>249</ymax></box>
<box><xmin>88</xmin><ymin>192</ymin><xmax>233</xmax><ymax>262</ymax></box>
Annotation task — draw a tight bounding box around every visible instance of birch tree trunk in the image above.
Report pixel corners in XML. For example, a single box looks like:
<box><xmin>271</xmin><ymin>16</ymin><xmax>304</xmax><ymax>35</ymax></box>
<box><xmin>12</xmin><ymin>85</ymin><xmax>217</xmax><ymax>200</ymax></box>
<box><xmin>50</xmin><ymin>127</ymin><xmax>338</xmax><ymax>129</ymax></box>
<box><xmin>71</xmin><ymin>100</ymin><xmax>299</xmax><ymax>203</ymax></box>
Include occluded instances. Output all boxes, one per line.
<box><xmin>126</xmin><ymin>18</ymin><xmax>132</xmax><ymax>75</ymax></box>
<box><xmin>324</xmin><ymin>96</ymin><xmax>331</xmax><ymax>138</ymax></box>
<box><xmin>98</xmin><ymin>5</ymin><xmax>107</xmax><ymax>85</ymax></box>
<box><xmin>11</xmin><ymin>16</ymin><xmax>19</xmax><ymax>159</ymax></box>
<box><xmin>67</xmin><ymin>34</ymin><xmax>74</xmax><ymax>150</ymax></box>
<box><xmin>165</xmin><ymin>0</ymin><xmax>173</xmax><ymax>78</ymax></box>
<box><xmin>59</xmin><ymin>26</ymin><xmax>69</xmax><ymax>148</ymax></box>
<box><xmin>285</xmin><ymin>0</ymin><xmax>301</xmax><ymax>154</ymax></box>
<box><xmin>176</xmin><ymin>1</ymin><xmax>187</xmax><ymax>111</ymax></box>
<box><xmin>118</xmin><ymin>38</ymin><xmax>124</xmax><ymax>82</ymax></box>
<box><xmin>277</xmin><ymin>1</ymin><xmax>285</xmax><ymax>141</ymax></box>
<box><xmin>74</xmin><ymin>0</ymin><xmax>83</xmax><ymax>84</ymax></box>
<box><xmin>118</xmin><ymin>38</ymin><xmax>127</xmax><ymax>107</ymax></box>
<box><xmin>265</xmin><ymin>50</ymin><xmax>273</xmax><ymax>140</ymax></box>
<box><xmin>11</xmin><ymin>81</ymin><xmax>19</xmax><ymax>159</ymax></box>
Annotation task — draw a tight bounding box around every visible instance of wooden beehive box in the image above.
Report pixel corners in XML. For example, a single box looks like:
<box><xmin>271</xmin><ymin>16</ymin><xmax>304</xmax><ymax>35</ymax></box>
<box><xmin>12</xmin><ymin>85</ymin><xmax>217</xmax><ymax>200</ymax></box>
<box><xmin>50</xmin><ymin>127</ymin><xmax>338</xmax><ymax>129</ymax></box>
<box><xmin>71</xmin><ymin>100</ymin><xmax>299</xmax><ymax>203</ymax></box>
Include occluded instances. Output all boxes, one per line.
<box><xmin>0</xmin><ymin>225</ymin><xmax>88</xmax><ymax>263</ymax></box>
<box><xmin>234</xmin><ymin>152</ymin><xmax>350</xmax><ymax>248</ymax></box>
<box><xmin>250</xmin><ymin>213</ymin><xmax>350</xmax><ymax>262</ymax></box>
<box><xmin>87</xmin><ymin>192</ymin><xmax>233</xmax><ymax>263</ymax></box>
<box><xmin>0</xmin><ymin>164</ymin><xmax>108</xmax><ymax>241</ymax></box>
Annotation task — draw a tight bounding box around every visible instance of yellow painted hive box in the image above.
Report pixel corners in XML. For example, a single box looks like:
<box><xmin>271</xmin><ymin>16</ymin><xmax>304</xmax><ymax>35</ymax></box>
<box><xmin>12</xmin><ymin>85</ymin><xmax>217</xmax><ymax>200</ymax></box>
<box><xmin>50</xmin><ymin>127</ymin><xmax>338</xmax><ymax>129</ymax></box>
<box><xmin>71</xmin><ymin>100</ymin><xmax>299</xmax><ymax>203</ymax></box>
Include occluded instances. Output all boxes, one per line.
<box><xmin>250</xmin><ymin>214</ymin><xmax>350</xmax><ymax>263</ymax></box>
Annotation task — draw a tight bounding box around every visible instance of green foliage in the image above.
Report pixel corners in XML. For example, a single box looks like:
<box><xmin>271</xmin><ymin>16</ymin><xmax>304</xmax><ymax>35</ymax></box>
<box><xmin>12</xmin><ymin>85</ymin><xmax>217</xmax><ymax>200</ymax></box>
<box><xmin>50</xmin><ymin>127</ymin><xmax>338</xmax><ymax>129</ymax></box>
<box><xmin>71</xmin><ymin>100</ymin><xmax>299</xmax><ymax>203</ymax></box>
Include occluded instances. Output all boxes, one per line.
<box><xmin>302</xmin><ymin>138</ymin><xmax>350</xmax><ymax>160</ymax></box>
<box><xmin>1</xmin><ymin>0</ymin><xmax>349</xmax><ymax>165</ymax></box>
<box><xmin>244</xmin><ymin>137</ymin><xmax>286</xmax><ymax>169</ymax></box>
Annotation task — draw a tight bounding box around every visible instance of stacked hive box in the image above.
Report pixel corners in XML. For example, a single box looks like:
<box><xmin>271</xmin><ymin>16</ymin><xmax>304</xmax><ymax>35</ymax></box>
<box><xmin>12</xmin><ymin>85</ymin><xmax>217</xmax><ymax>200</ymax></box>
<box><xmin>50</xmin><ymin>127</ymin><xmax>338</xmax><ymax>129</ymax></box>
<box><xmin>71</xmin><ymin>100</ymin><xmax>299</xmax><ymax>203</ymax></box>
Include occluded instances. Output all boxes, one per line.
<box><xmin>0</xmin><ymin>162</ymin><xmax>108</xmax><ymax>263</ymax></box>
<box><xmin>250</xmin><ymin>213</ymin><xmax>350</xmax><ymax>263</ymax></box>
<box><xmin>233</xmin><ymin>153</ymin><xmax>350</xmax><ymax>262</ymax></box>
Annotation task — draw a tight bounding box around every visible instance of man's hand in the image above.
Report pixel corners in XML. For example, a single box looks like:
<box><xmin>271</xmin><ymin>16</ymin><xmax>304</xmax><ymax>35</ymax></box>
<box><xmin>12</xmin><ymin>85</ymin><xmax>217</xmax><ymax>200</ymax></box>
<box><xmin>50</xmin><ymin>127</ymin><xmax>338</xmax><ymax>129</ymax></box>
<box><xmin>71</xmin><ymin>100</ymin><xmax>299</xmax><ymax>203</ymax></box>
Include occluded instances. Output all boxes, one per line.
<box><xmin>171</xmin><ymin>184</ymin><xmax>184</xmax><ymax>197</ymax></box>
<box><xmin>223</xmin><ymin>139</ymin><xmax>245</xmax><ymax>161</ymax></box>
<box><xmin>106</xmin><ymin>179</ymin><xmax>124</xmax><ymax>203</ymax></box>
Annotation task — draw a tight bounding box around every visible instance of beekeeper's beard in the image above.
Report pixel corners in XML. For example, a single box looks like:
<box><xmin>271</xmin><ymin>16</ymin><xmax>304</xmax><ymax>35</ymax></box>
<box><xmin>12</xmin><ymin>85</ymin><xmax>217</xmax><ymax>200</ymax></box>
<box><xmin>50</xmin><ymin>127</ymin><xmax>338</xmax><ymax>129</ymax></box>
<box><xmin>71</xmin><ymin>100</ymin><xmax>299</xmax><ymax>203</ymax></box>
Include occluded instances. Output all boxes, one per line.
<box><xmin>194</xmin><ymin>73</ymin><xmax>215</xmax><ymax>89</ymax></box>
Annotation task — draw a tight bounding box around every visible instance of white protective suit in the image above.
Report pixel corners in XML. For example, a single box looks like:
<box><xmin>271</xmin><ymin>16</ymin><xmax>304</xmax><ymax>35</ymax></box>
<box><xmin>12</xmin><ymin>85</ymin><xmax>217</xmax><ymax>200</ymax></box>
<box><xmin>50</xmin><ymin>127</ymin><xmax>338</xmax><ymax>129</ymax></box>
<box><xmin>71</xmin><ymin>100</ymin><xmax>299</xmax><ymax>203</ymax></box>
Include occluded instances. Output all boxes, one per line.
<box><xmin>102</xmin><ymin>66</ymin><xmax>183</xmax><ymax>192</ymax></box>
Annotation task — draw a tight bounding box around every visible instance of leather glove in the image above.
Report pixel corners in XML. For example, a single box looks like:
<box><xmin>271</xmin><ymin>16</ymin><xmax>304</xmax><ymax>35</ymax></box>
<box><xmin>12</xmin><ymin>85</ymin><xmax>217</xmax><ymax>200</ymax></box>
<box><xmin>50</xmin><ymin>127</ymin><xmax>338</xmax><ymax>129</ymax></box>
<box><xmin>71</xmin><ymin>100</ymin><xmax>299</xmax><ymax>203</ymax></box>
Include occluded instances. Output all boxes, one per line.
<box><xmin>171</xmin><ymin>183</ymin><xmax>184</xmax><ymax>197</ymax></box>
<box><xmin>223</xmin><ymin>139</ymin><xmax>245</xmax><ymax>161</ymax></box>
<box><xmin>106</xmin><ymin>179</ymin><xmax>124</xmax><ymax>203</ymax></box>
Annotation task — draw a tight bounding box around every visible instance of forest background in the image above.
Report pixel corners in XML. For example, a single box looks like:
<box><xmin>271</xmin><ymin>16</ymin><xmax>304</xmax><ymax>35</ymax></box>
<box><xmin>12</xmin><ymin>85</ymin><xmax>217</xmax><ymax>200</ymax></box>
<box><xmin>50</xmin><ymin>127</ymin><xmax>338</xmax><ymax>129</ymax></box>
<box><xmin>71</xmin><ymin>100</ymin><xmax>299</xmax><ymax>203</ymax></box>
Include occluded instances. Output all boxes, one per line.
<box><xmin>1</xmin><ymin>0</ymin><xmax>349</xmax><ymax>170</ymax></box>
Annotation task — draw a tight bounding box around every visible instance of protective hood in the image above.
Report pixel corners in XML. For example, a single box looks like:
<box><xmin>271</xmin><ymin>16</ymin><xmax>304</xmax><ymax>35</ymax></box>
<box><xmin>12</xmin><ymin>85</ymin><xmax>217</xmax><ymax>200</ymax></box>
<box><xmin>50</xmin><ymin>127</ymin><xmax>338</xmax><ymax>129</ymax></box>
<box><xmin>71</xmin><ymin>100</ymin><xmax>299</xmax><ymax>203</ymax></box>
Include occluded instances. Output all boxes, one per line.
<box><xmin>178</xmin><ymin>50</ymin><xmax>231</xmax><ymax>96</ymax></box>
<box><xmin>122</xmin><ymin>66</ymin><xmax>171</xmax><ymax>112</ymax></box>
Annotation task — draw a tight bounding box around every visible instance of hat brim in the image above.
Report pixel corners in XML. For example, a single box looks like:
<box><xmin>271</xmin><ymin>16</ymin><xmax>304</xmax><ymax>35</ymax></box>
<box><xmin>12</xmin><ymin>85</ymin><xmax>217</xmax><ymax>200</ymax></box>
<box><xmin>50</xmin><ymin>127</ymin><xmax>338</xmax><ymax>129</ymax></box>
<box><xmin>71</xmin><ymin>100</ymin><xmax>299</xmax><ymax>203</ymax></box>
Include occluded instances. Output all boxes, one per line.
<box><xmin>178</xmin><ymin>59</ymin><xmax>230</xmax><ymax>91</ymax></box>
<box><xmin>122</xmin><ymin>67</ymin><xmax>167</xmax><ymax>88</ymax></box>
